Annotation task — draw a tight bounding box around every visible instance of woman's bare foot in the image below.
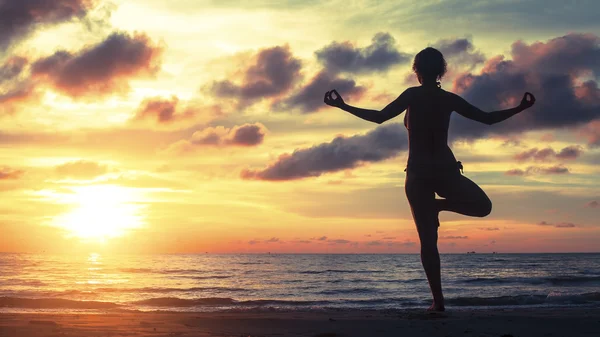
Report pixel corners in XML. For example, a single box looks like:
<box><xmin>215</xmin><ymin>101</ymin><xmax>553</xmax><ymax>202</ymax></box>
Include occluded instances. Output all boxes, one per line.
<box><xmin>427</xmin><ymin>301</ymin><xmax>445</xmax><ymax>312</ymax></box>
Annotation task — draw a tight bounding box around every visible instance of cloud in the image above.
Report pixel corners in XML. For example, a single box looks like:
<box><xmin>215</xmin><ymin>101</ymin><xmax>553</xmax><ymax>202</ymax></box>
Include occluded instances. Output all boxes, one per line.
<box><xmin>478</xmin><ymin>227</ymin><xmax>500</xmax><ymax>231</ymax></box>
<box><xmin>132</xmin><ymin>96</ymin><xmax>194</xmax><ymax>124</ymax></box>
<box><xmin>265</xmin><ymin>237</ymin><xmax>281</xmax><ymax>243</ymax></box>
<box><xmin>30</xmin><ymin>31</ymin><xmax>163</xmax><ymax>98</ymax></box>
<box><xmin>0</xmin><ymin>57</ymin><xmax>38</xmax><ymax>114</ymax></box>
<box><xmin>316</xmin><ymin>236</ymin><xmax>327</xmax><ymax>241</ymax></box>
<box><xmin>166</xmin><ymin>123</ymin><xmax>267</xmax><ymax>154</ymax></box>
<box><xmin>276</xmin><ymin>70</ymin><xmax>366</xmax><ymax>114</ymax></box>
<box><xmin>389</xmin><ymin>240</ymin><xmax>417</xmax><ymax>248</ymax></box>
<box><xmin>433</xmin><ymin>37</ymin><xmax>485</xmax><ymax>68</ymax></box>
<box><xmin>366</xmin><ymin>240</ymin><xmax>416</xmax><ymax>247</ymax></box>
<box><xmin>382</xmin><ymin>236</ymin><xmax>396</xmax><ymax>240</ymax></box>
<box><xmin>130</xmin><ymin>96</ymin><xmax>223</xmax><ymax>128</ymax></box>
<box><xmin>55</xmin><ymin>160</ymin><xmax>108</xmax><ymax>179</ymax></box>
<box><xmin>328</xmin><ymin>239</ymin><xmax>351</xmax><ymax>245</ymax></box>
<box><xmin>0</xmin><ymin>84</ymin><xmax>37</xmax><ymax>114</ymax></box>
<box><xmin>585</xmin><ymin>200</ymin><xmax>598</xmax><ymax>208</ymax></box>
<box><xmin>450</xmin><ymin>33</ymin><xmax>600</xmax><ymax>142</ymax></box>
<box><xmin>505</xmin><ymin>165</ymin><xmax>570</xmax><ymax>176</ymax></box>
<box><xmin>211</xmin><ymin>45</ymin><xmax>301</xmax><ymax>105</ymax></box>
<box><xmin>514</xmin><ymin>145</ymin><xmax>584</xmax><ymax>162</ymax></box>
<box><xmin>289</xmin><ymin>240</ymin><xmax>311</xmax><ymax>244</ymax></box>
<box><xmin>555</xmin><ymin>145</ymin><xmax>585</xmax><ymax>160</ymax></box>
<box><xmin>440</xmin><ymin>235</ymin><xmax>469</xmax><ymax>239</ymax></box>
<box><xmin>538</xmin><ymin>221</ymin><xmax>577</xmax><ymax>228</ymax></box>
<box><xmin>274</xmin><ymin>34</ymin><xmax>408</xmax><ymax>114</ymax></box>
<box><xmin>0</xmin><ymin>167</ymin><xmax>24</xmax><ymax>180</ymax></box>
<box><xmin>228</xmin><ymin>123</ymin><xmax>267</xmax><ymax>146</ymax></box>
<box><xmin>315</xmin><ymin>32</ymin><xmax>410</xmax><ymax>74</ymax></box>
<box><xmin>241</xmin><ymin>123</ymin><xmax>407</xmax><ymax>181</ymax></box>
<box><xmin>579</xmin><ymin>120</ymin><xmax>600</xmax><ymax>147</ymax></box>
<box><xmin>0</xmin><ymin>0</ymin><xmax>99</xmax><ymax>50</ymax></box>
<box><xmin>246</xmin><ymin>237</ymin><xmax>284</xmax><ymax>244</ymax></box>
<box><xmin>0</xmin><ymin>57</ymin><xmax>28</xmax><ymax>84</ymax></box>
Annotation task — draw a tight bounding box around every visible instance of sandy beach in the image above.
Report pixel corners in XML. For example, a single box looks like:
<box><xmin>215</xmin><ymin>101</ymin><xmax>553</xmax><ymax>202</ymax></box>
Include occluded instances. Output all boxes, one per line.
<box><xmin>1</xmin><ymin>308</ymin><xmax>599</xmax><ymax>337</ymax></box>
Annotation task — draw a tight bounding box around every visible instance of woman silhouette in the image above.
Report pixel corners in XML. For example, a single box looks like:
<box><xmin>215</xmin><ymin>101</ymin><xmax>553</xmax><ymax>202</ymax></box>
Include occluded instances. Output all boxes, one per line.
<box><xmin>324</xmin><ymin>47</ymin><xmax>535</xmax><ymax>311</ymax></box>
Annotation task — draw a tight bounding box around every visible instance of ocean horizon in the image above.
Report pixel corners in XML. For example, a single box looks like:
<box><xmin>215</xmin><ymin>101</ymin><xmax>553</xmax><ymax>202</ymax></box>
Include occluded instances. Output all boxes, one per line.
<box><xmin>2</xmin><ymin>253</ymin><xmax>599</xmax><ymax>313</ymax></box>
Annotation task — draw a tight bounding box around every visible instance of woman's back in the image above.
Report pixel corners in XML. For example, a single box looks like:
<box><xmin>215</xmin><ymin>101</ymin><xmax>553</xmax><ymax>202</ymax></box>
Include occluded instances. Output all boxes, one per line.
<box><xmin>404</xmin><ymin>86</ymin><xmax>457</xmax><ymax>171</ymax></box>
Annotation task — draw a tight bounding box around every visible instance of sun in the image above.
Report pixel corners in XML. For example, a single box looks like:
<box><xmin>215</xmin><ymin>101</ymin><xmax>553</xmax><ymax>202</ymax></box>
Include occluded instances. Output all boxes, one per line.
<box><xmin>52</xmin><ymin>185</ymin><xmax>146</xmax><ymax>241</ymax></box>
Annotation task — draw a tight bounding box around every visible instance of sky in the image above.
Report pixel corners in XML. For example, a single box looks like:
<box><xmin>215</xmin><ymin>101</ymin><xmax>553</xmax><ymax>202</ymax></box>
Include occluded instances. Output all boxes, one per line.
<box><xmin>0</xmin><ymin>0</ymin><xmax>599</xmax><ymax>254</ymax></box>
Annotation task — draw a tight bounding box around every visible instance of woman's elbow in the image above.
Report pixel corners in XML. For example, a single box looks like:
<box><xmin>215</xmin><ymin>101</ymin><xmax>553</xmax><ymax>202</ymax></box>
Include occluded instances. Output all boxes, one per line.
<box><xmin>375</xmin><ymin>112</ymin><xmax>387</xmax><ymax>124</ymax></box>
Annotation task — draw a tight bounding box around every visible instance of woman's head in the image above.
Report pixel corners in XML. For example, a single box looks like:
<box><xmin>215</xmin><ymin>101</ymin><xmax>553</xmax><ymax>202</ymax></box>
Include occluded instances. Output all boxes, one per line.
<box><xmin>412</xmin><ymin>47</ymin><xmax>447</xmax><ymax>85</ymax></box>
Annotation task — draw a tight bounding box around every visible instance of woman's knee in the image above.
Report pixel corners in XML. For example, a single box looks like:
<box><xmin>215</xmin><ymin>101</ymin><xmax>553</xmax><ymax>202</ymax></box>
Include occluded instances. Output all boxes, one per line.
<box><xmin>475</xmin><ymin>198</ymin><xmax>492</xmax><ymax>217</ymax></box>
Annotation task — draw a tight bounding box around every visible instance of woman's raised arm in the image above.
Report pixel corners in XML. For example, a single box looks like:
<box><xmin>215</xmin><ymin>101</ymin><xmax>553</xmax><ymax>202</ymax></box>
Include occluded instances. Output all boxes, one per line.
<box><xmin>451</xmin><ymin>92</ymin><xmax>536</xmax><ymax>125</ymax></box>
<box><xmin>324</xmin><ymin>88</ymin><xmax>413</xmax><ymax>124</ymax></box>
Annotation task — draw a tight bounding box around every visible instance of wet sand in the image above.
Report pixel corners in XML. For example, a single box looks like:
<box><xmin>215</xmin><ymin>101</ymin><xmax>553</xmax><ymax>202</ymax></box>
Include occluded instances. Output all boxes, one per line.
<box><xmin>1</xmin><ymin>308</ymin><xmax>599</xmax><ymax>337</ymax></box>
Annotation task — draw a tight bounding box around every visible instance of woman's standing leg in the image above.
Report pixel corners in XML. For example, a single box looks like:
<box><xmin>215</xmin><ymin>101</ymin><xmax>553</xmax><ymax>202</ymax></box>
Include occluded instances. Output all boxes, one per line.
<box><xmin>405</xmin><ymin>171</ymin><xmax>445</xmax><ymax>311</ymax></box>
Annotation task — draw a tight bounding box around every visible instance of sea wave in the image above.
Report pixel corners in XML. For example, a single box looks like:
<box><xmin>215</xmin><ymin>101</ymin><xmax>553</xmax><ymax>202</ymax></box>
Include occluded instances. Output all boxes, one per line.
<box><xmin>119</xmin><ymin>268</ymin><xmax>233</xmax><ymax>276</ymax></box>
<box><xmin>299</xmin><ymin>270</ymin><xmax>385</xmax><ymax>275</ymax></box>
<box><xmin>61</xmin><ymin>286</ymin><xmax>246</xmax><ymax>294</ymax></box>
<box><xmin>460</xmin><ymin>275</ymin><xmax>600</xmax><ymax>286</ymax></box>
<box><xmin>3</xmin><ymin>292</ymin><xmax>598</xmax><ymax>310</ymax></box>
<box><xmin>447</xmin><ymin>292</ymin><xmax>600</xmax><ymax>306</ymax></box>
<box><xmin>316</xmin><ymin>288</ymin><xmax>378</xmax><ymax>295</ymax></box>
<box><xmin>132</xmin><ymin>297</ymin><xmax>237</xmax><ymax>307</ymax></box>
<box><xmin>0</xmin><ymin>297</ymin><xmax>120</xmax><ymax>309</ymax></box>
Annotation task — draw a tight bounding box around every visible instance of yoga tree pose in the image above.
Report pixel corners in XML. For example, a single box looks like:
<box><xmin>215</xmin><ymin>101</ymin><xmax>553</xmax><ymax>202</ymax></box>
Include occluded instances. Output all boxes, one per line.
<box><xmin>324</xmin><ymin>47</ymin><xmax>536</xmax><ymax>311</ymax></box>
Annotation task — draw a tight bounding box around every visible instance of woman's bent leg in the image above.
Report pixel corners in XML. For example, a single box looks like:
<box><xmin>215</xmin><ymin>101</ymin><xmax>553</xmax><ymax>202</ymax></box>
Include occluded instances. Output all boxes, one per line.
<box><xmin>405</xmin><ymin>172</ymin><xmax>445</xmax><ymax>311</ymax></box>
<box><xmin>435</xmin><ymin>174</ymin><xmax>492</xmax><ymax>217</ymax></box>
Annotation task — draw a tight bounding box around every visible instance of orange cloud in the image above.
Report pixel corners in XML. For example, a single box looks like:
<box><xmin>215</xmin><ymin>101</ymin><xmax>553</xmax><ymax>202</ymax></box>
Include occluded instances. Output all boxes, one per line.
<box><xmin>54</xmin><ymin>160</ymin><xmax>108</xmax><ymax>179</ymax></box>
<box><xmin>0</xmin><ymin>167</ymin><xmax>24</xmax><ymax>180</ymax></box>
<box><xmin>165</xmin><ymin>123</ymin><xmax>267</xmax><ymax>154</ymax></box>
<box><xmin>130</xmin><ymin>96</ymin><xmax>223</xmax><ymax>128</ymax></box>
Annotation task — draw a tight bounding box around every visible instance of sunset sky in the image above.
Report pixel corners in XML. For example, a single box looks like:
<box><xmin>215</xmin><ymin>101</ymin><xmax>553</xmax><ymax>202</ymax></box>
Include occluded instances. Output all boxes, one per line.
<box><xmin>0</xmin><ymin>0</ymin><xmax>598</xmax><ymax>254</ymax></box>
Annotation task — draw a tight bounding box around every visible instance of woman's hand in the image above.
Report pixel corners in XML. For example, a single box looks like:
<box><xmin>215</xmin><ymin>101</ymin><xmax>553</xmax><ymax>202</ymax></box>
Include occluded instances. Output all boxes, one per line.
<box><xmin>324</xmin><ymin>89</ymin><xmax>345</xmax><ymax>108</ymax></box>
<box><xmin>519</xmin><ymin>92</ymin><xmax>536</xmax><ymax>110</ymax></box>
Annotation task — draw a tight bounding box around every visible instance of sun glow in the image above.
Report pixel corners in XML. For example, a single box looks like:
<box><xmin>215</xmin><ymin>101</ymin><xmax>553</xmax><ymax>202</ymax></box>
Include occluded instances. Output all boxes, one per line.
<box><xmin>52</xmin><ymin>185</ymin><xmax>146</xmax><ymax>241</ymax></box>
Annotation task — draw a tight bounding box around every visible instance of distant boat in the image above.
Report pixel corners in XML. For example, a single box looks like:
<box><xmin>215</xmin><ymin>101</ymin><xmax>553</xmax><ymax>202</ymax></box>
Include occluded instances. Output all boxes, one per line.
<box><xmin>466</xmin><ymin>251</ymin><xmax>476</xmax><ymax>254</ymax></box>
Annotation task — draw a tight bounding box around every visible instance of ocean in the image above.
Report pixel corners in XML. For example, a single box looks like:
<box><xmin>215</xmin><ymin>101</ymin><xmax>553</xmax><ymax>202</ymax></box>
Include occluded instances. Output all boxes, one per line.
<box><xmin>1</xmin><ymin>253</ymin><xmax>599</xmax><ymax>313</ymax></box>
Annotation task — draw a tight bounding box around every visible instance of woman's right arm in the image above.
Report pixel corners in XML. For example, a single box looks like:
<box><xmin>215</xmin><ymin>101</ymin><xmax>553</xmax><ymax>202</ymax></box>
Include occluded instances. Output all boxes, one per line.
<box><xmin>451</xmin><ymin>92</ymin><xmax>535</xmax><ymax>125</ymax></box>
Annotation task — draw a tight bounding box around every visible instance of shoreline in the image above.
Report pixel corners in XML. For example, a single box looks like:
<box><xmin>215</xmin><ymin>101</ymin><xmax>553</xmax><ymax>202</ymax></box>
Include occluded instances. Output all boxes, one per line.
<box><xmin>2</xmin><ymin>307</ymin><xmax>599</xmax><ymax>337</ymax></box>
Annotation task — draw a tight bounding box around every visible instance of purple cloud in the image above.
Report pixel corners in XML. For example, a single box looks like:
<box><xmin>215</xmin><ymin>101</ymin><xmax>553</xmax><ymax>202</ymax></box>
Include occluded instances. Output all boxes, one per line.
<box><xmin>538</xmin><ymin>221</ymin><xmax>577</xmax><ymax>228</ymax></box>
<box><xmin>277</xmin><ymin>70</ymin><xmax>366</xmax><ymax>113</ymax></box>
<box><xmin>0</xmin><ymin>0</ymin><xmax>99</xmax><ymax>49</ymax></box>
<box><xmin>505</xmin><ymin>165</ymin><xmax>570</xmax><ymax>176</ymax></box>
<box><xmin>31</xmin><ymin>32</ymin><xmax>163</xmax><ymax>98</ymax></box>
<box><xmin>450</xmin><ymin>33</ymin><xmax>600</xmax><ymax>143</ymax></box>
<box><xmin>241</xmin><ymin>123</ymin><xmax>407</xmax><ymax>181</ymax></box>
<box><xmin>315</xmin><ymin>32</ymin><xmax>410</xmax><ymax>74</ymax></box>
<box><xmin>211</xmin><ymin>45</ymin><xmax>301</xmax><ymax>105</ymax></box>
